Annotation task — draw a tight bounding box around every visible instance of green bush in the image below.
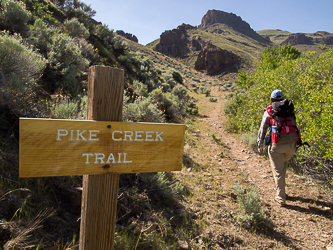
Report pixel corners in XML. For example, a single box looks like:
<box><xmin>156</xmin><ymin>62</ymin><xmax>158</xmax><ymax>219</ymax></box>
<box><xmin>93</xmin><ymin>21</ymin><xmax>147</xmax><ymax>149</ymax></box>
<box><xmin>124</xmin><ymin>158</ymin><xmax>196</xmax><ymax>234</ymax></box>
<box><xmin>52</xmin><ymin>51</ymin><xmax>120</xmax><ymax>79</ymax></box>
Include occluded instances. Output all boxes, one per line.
<box><xmin>48</xmin><ymin>33</ymin><xmax>89</xmax><ymax>96</ymax></box>
<box><xmin>257</xmin><ymin>45</ymin><xmax>301</xmax><ymax>71</ymax></box>
<box><xmin>132</xmin><ymin>80</ymin><xmax>148</xmax><ymax>98</ymax></box>
<box><xmin>96</xmin><ymin>24</ymin><xmax>114</xmax><ymax>45</ymax></box>
<box><xmin>64</xmin><ymin>18</ymin><xmax>89</xmax><ymax>38</ymax></box>
<box><xmin>240</xmin><ymin>130</ymin><xmax>258</xmax><ymax>152</ymax></box>
<box><xmin>27</xmin><ymin>0</ymin><xmax>56</xmax><ymax>24</ymax></box>
<box><xmin>198</xmin><ymin>86</ymin><xmax>211</xmax><ymax>97</ymax></box>
<box><xmin>172</xmin><ymin>71</ymin><xmax>183</xmax><ymax>84</ymax></box>
<box><xmin>50</xmin><ymin>95</ymin><xmax>87</xmax><ymax>119</ymax></box>
<box><xmin>171</xmin><ymin>85</ymin><xmax>189</xmax><ymax>102</ymax></box>
<box><xmin>0</xmin><ymin>31</ymin><xmax>45</xmax><ymax>91</ymax></box>
<box><xmin>0</xmin><ymin>0</ymin><xmax>32</xmax><ymax>32</ymax></box>
<box><xmin>123</xmin><ymin>97</ymin><xmax>164</xmax><ymax>123</ymax></box>
<box><xmin>51</xmin><ymin>101</ymin><xmax>79</xmax><ymax>119</ymax></box>
<box><xmin>223</xmin><ymin>115</ymin><xmax>238</xmax><ymax>133</ymax></box>
<box><xmin>29</xmin><ymin>18</ymin><xmax>54</xmax><ymax>55</ymax></box>
<box><xmin>233</xmin><ymin>183</ymin><xmax>272</xmax><ymax>229</ymax></box>
<box><xmin>161</xmin><ymin>82</ymin><xmax>170</xmax><ymax>93</ymax></box>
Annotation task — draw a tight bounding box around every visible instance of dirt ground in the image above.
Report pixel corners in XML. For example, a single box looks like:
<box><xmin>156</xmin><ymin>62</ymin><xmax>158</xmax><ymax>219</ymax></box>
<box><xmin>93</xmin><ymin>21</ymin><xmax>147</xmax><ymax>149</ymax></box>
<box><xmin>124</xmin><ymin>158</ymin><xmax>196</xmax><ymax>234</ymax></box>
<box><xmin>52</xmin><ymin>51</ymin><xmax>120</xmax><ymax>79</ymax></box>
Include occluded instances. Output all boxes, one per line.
<box><xmin>179</xmin><ymin>86</ymin><xmax>333</xmax><ymax>249</ymax></box>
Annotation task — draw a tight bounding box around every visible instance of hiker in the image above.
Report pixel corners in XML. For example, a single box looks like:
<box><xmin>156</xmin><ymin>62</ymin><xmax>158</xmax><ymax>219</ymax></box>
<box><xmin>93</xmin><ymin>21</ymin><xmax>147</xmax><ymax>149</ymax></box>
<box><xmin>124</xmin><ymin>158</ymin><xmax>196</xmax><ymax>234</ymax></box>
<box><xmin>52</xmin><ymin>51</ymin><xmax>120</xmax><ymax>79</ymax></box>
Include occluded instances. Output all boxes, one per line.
<box><xmin>257</xmin><ymin>89</ymin><xmax>301</xmax><ymax>206</ymax></box>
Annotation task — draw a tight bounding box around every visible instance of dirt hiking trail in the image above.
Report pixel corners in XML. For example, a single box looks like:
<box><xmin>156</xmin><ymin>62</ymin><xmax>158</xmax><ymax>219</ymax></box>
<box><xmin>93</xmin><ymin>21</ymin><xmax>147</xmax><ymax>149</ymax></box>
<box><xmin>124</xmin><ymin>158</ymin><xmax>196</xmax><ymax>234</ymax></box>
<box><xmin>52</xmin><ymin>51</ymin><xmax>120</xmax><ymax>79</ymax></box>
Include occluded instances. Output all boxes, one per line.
<box><xmin>179</xmin><ymin>86</ymin><xmax>333</xmax><ymax>249</ymax></box>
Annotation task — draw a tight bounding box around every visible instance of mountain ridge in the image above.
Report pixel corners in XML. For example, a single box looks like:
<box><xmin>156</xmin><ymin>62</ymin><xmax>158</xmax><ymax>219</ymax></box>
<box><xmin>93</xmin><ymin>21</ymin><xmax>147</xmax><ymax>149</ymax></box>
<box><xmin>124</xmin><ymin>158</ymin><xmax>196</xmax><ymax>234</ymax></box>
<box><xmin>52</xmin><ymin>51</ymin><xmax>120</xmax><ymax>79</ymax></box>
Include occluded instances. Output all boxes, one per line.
<box><xmin>148</xmin><ymin>9</ymin><xmax>333</xmax><ymax>76</ymax></box>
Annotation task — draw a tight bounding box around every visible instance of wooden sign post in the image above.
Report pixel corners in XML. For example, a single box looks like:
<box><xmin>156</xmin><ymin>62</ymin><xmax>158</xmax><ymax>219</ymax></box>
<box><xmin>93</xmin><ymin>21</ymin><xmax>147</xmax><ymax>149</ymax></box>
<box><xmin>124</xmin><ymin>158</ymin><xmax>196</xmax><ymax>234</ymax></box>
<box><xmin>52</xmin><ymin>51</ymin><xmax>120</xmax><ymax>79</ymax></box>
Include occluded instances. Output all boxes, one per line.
<box><xmin>19</xmin><ymin>66</ymin><xmax>185</xmax><ymax>250</ymax></box>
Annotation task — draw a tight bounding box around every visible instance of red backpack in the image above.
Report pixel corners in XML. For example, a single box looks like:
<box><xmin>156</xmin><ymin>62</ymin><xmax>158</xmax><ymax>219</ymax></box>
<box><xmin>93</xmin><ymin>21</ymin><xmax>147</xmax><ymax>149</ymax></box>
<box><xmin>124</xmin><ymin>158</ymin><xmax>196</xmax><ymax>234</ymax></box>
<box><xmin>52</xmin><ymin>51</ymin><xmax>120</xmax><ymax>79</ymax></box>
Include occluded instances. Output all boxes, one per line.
<box><xmin>266</xmin><ymin>99</ymin><xmax>300</xmax><ymax>143</ymax></box>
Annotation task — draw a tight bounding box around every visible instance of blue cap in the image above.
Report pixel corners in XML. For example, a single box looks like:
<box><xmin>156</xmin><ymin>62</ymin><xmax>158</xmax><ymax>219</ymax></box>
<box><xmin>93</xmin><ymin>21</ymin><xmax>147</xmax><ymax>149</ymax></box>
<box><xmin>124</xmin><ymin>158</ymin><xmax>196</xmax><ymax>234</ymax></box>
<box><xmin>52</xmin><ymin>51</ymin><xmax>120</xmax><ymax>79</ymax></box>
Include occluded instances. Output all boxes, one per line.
<box><xmin>271</xmin><ymin>89</ymin><xmax>283</xmax><ymax>99</ymax></box>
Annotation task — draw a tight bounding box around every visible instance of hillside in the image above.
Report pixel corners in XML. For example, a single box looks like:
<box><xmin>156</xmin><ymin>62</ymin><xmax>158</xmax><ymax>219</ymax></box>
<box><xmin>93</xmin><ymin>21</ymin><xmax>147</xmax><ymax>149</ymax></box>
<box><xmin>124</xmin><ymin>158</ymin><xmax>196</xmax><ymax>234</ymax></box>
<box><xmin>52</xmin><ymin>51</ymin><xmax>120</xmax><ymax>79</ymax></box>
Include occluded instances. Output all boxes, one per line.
<box><xmin>257</xmin><ymin>29</ymin><xmax>333</xmax><ymax>55</ymax></box>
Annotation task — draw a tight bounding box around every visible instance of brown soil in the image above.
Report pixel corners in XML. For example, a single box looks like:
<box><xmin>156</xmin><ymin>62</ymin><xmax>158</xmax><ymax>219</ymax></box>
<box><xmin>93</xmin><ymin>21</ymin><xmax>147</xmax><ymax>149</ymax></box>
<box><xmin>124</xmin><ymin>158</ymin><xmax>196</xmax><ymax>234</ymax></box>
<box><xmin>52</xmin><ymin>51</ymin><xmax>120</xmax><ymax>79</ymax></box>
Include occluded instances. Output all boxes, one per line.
<box><xmin>179</xmin><ymin>86</ymin><xmax>333</xmax><ymax>249</ymax></box>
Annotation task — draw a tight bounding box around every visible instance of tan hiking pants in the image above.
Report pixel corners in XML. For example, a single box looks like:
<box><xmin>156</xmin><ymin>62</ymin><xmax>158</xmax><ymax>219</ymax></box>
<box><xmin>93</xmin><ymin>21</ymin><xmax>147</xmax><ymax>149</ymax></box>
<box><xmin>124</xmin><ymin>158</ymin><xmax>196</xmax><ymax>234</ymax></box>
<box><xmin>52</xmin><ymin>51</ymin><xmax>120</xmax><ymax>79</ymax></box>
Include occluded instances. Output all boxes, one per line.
<box><xmin>268</xmin><ymin>140</ymin><xmax>296</xmax><ymax>204</ymax></box>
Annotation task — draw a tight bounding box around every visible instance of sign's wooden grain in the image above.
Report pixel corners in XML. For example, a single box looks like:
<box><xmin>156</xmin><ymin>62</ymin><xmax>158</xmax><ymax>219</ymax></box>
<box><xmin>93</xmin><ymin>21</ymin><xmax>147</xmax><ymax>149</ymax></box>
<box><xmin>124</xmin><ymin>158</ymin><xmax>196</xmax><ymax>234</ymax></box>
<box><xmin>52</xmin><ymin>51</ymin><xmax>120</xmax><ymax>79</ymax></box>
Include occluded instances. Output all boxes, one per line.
<box><xmin>19</xmin><ymin>118</ymin><xmax>185</xmax><ymax>177</ymax></box>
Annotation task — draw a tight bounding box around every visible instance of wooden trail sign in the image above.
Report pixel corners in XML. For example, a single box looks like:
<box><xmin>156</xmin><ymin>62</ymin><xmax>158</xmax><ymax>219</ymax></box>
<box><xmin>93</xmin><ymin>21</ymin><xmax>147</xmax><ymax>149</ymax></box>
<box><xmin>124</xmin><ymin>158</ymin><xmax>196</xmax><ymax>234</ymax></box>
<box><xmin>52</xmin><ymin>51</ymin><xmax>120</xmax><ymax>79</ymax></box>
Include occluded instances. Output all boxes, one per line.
<box><xmin>19</xmin><ymin>119</ymin><xmax>185</xmax><ymax>177</ymax></box>
<box><xmin>19</xmin><ymin>66</ymin><xmax>185</xmax><ymax>250</ymax></box>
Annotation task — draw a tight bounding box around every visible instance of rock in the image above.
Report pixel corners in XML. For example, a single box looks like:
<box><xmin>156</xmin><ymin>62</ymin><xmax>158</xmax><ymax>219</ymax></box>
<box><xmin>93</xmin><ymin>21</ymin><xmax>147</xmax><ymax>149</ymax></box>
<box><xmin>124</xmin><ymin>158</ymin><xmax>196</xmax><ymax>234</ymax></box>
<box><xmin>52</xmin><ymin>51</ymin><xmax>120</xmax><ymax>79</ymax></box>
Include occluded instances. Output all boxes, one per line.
<box><xmin>199</xmin><ymin>10</ymin><xmax>269</xmax><ymax>44</ymax></box>
<box><xmin>116</xmin><ymin>30</ymin><xmax>138</xmax><ymax>43</ymax></box>
<box><xmin>320</xmin><ymin>36</ymin><xmax>333</xmax><ymax>45</ymax></box>
<box><xmin>178</xmin><ymin>240</ymin><xmax>189</xmax><ymax>249</ymax></box>
<box><xmin>194</xmin><ymin>43</ymin><xmax>240</xmax><ymax>75</ymax></box>
<box><xmin>199</xmin><ymin>10</ymin><xmax>251</xmax><ymax>31</ymax></box>
<box><xmin>281</xmin><ymin>33</ymin><xmax>314</xmax><ymax>46</ymax></box>
<box><xmin>155</xmin><ymin>24</ymin><xmax>195</xmax><ymax>58</ymax></box>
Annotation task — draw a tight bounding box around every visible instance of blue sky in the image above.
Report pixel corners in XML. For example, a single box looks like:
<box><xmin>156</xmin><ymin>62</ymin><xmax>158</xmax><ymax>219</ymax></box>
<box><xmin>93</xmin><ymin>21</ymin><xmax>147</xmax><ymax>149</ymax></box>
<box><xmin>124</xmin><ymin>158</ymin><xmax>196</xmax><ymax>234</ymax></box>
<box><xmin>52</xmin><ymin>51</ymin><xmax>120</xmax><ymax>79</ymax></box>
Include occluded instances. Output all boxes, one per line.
<box><xmin>82</xmin><ymin>0</ymin><xmax>333</xmax><ymax>45</ymax></box>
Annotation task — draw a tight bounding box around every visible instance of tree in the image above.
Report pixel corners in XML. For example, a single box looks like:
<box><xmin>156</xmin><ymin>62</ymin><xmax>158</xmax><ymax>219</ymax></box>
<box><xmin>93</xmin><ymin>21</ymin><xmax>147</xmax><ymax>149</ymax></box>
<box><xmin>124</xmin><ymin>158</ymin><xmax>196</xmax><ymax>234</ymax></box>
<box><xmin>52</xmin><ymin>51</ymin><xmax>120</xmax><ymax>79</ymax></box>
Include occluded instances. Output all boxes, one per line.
<box><xmin>257</xmin><ymin>45</ymin><xmax>301</xmax><ymax>71</ymax></box>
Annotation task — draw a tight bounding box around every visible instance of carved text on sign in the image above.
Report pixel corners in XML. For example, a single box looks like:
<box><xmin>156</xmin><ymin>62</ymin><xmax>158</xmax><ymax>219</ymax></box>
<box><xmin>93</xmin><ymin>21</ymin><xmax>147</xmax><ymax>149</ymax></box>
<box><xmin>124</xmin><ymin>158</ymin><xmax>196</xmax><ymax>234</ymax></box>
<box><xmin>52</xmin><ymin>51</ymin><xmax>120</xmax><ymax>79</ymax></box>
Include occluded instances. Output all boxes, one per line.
<box><xmin>56</xmin><ymin>129</ymin><xmax>164</xmax><ymax>142</ymax></box>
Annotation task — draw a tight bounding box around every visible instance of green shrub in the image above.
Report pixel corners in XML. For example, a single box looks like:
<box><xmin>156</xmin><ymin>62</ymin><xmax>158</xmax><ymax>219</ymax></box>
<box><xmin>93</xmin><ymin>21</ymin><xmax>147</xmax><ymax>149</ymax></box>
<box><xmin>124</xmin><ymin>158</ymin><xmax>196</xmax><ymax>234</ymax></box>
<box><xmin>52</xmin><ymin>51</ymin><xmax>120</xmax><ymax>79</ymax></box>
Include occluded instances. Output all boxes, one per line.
<box><xmin>29</xmin><ymin>18</ymin><xmax>55</xmax><ymax>55</ymax></box>
<box><xmin>96</xmin><ymin>24</ymin><xmax>115</xmax><ymax>46</ymax></box>
<box><xmin>137</xmin><ymin>172</ymin><xmax>184</xmax><ymax>204</ymax></box>
<box><xmin>8</xmin><ymin>73</ymin><xmax>24</xmax><ymax>92</ymax></box>
<box><xmin>51</xmin><ymin>95</ymin><xmax>87</xmax><ymax>119</ymax></box>
<box><xmin>198</xmin><ymin>86</ymin><xmax>211</xmax><ymax>97</ymax></box>
<box><xmin>48</xmin><ymin>33</ymin><xmax>89</xmax><ymax>96</ymax></box>
<box><xmin>0</xmin><ymin>0</ymin><xmax>32</xmax><ymax>32</ymax></box>
<box><xmin>210</xmin><ymin>132</ymin><xmax>222</xmax><ymax>143</ymax></box>
<box><xmin>167</xmin><ymin>78</ymin><xmax>176</xmax><ymax>89</ymax></box>
<box><xmin>186</xmin><ymin>100</ymin><xmax>198</xmax><ymax>115</ymax></box>
<box><xmin>223</xmin><ymin>115</ymin><xmax>238</xmax><ymax>133</ymax></box>
<box><xmin>171</xmin><ymin>85</ymin><xmax>189</xmax><ymax>102</ymax></box>
<box><xmin>28</xmin><ymin>0</ymin><xmax>56</xmax><ymax>24</ymax></box>
<box><xmin>223</xmin><ymin>93</ymin><xmax>244</xmax><ymax>117</ymax></box>
<box><xmin>0</xmin><ymin>31</ymin><xmax>45</xmax><ymax>91</ymax></box>
<box><xmin>161</xmin><ymin>82</ymin><xmax>170</xmax><ymax>93</ymax></box>
<box><xmin>64</xmin><ymin>18</ymin><xmax>89</xmax><ymax>38</ymax></box>
<box><xmin>233</xmin><ymin>183</ymin><xmax>272</xmax><ymax>229</ymax></box>
<box><xmin>208</xmin><ymin>97</ymin><xmax>217</xmax><ymax>102</ymax></box>
<box><xmin>257</xmin><ymin>45</ymin><xmax>301</xmax><ymax>71</ymax></box>
<box><xmin>133</xmin><ymin>80</ymin><xmax>148</xmax><ymax>98</ymax></box>
<box><xmin>123</xmin><ymin>98</ymin><xmax>164</xmax><ymax>123</ymax></box>
<box><xmin>240</xmin><ymin>130</ymin><xmax>258</xmax><ymax>152</ymax></box>
<box><xmin>172</xmin><ymin>71</ymin><xmax>183</xmax><ymax>84</ymax></box>
<box><xmin>51</xmin><ymin>101</ymin><xmax>79</xmax><ymax>119</ymax></box>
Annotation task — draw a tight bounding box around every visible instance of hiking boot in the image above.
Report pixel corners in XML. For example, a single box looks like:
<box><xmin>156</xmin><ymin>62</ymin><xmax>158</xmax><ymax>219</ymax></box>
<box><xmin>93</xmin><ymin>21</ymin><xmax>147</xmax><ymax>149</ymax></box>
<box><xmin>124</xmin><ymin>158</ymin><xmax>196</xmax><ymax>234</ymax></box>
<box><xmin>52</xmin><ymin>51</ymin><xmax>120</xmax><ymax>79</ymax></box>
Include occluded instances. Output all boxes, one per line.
<box><xmin>273</xmin><ymin>197</ymin><xmax>286</xmax><ymax>207</ymax></box>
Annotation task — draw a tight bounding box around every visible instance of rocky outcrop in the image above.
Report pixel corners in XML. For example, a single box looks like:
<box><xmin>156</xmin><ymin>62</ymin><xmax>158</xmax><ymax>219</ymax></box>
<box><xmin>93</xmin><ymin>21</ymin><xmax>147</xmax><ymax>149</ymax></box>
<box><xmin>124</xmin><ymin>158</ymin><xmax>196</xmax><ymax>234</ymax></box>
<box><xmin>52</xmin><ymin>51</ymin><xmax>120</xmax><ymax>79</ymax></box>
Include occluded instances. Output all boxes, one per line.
<box><xmin>281</xmin><ymin>33</ymin><xmax>313</xmax><ymax>46</ymax></box>
<box><xmin>116</xmin><ymin>30</ymin><xmax>138</xmax><ymax>43</ymax></box>
<box><xmin>189</xmin><ymin>36</ymin><xmax>208</xmax><ymax>51</ymax></box>
<box><xmin>155</xmin><ymin>24</ymin><xmax>196</xmax><ymax>58</ymax></box>
<box><xmin>319</xmin><ymin>36</ymin><xmax>333</xmax><ymax>45</ymax></box>
<box><xmin>198</xmin><ymin>10</ymin><xmax>269</xmax><ymax>44</ymax></box>
<box><xmin>194</xmin><ymin>43</ymin><xmax>240</xmax><ymax>75</ymax></box>
<box><xmin>199</xmin><ymin>10</ymin><xmax>251</xmax><ymax>31</ymax></box>
<box><xmin>262</xmin><ymin>35</ymin><xmax>271</xmax><ymax>42</ymax></box>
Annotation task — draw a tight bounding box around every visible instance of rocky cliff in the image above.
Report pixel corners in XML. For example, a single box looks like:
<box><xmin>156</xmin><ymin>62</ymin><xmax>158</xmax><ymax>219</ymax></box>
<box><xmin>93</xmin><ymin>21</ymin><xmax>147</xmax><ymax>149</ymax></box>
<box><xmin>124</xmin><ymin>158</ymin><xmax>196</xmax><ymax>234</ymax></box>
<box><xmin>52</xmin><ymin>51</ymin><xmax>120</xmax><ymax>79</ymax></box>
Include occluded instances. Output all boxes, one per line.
<box><xmin>116</xmin><ymin>30</ymin><xmax>138</xmax><ymax>43</ymax></box>
<box><xmin>199</xmin><ymin>10</ymin><xmax>251</xmax><ymax>31</ymax></box>
<box><xmin>155</xmin><ymin>24</ymin><xmax>196</xmax><ymax>58</ymax></box>
<box><xmin>199</xmin><ymin>10</ymin><xmax>269</xmax><ymax>44</ymax></box>
<box><xmin>194</xmin><ymin>43</ymin><xmax>240</xmax><ymax>75</ymax></box>
<box><xmin>281</xmin><ymin>33</ymin><xmax>314</xmax><ymax>46</ymax></box>
<box><xmin>320</xmin><ymin>36</ymin><xmax>333</xmax><ymax>45</ymax></box>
